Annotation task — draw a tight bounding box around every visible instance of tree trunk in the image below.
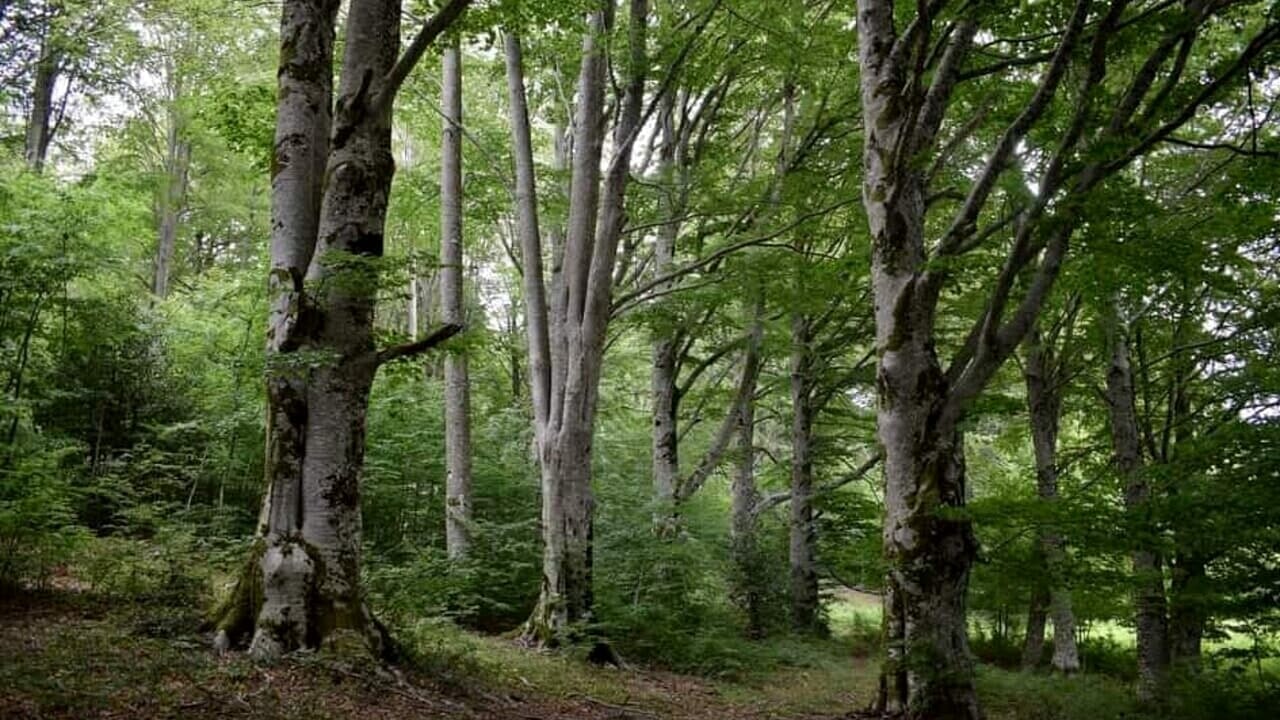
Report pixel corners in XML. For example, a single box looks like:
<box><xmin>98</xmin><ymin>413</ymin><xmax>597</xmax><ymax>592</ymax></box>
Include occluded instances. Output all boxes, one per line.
<box><xmin>507</xmin><ymin>0</ymin><xmax>648</xmax><ymax>645</ymax></box>
<box><xmin>1169</xmin><ymin>554</ymin><xmax>1206</xmax><ymax>671</ymax></box>
<box><xmin>503</xmin><ymin>32</ymin><xmax>550</xmax><ymax>436</ymax></box>
<box><xmin>215</xmin><ymin>0</ymin><xmax>467</xmax><ymax>659</ymax></box>
<box><xmin>519</xmin><ymin>3</ymin><xmax>611</xmax><ymax>643</ymax></box>
<box><xmin>24</xmin><ymin>43</ymin><xmax>57</xmax><ymax>172</ymax></box>
<box><xmin>789</xmin><ymin>312</ymin><xmax>821</xmax><ymax>633</ymax></box>
<box><xmin>878</xmin><ymin>413</ymin><xmax>980</xmax><ymax>720</ymax></box>
<box><xmin>730</xmin><ymin>297</ymin><xmax>765</xmax><ymax>637</ymax></box>
<box><xmin>1106</xmin><ymin>309</ymin><xmax>1169</xmax><ymax>701</ymax></box>
<box><xmin>153</xmin><ymin>97</ymin><xmax>191</xmax><ymax>299</ymax></box>
<box><xmin>856</xmin><ymin>4</ymin><xmax>981</xmax><ymax>716</ymax></box>
<box><xmin>440</xmin><ymin>37</ymin><xmax>472</xmax><ymax>559</ymax></box>
<box><xmin>1020</xmin><ymin>585</ymin><xmax>1049</xmax><ymax>671</ymax></box>
<box><xmin>1022</xmin><ymin>325</ymin><xmax>1080</xmax><ymax>673</ymax></box>
<box><xmin>649</xmin><ymin>94</ymin><xmax>681</xmax><ymax>530</ymax></box>
<box><xmin>861</xmin><ymin>78</ymin><xmax>981</xmax><ymax>720</ymax></box>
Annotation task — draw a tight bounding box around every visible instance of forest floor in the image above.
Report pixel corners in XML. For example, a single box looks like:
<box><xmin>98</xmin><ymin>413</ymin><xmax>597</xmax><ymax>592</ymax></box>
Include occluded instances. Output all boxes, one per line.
<box><xmin>0</xmin><ymin>590</ymin><xmax>876</xmax><ymax>720</ymax></box>
<box><xmin>0</xmin><ymin>588</ymin><xmax>1135</xmax><ymax>720</ymax></box>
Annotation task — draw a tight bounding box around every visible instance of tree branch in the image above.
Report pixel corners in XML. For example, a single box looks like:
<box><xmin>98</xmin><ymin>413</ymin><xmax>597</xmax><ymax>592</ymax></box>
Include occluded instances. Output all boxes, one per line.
<box><xmin>375</xmin><ymin>323</ymin><xmax>463</xmax><ymax>367</ymax></box>
<box><xmin>932</xmin><ymin>0</ymin><xmax>1092</xmax><ymax>259</ymax></box>
<box><xmin>754</xmin><ymin>452</ymin><xmax>882</xmax><ymax>516</ymax></box>
<box><xmin>374</xmin><ymin>0</ymin><xmax>471</xmax><ymax>114</ymax></box>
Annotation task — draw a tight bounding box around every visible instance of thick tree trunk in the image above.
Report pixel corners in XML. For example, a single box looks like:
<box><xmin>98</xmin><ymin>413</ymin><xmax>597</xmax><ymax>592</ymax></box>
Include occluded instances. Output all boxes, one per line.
<box><xmin>789</xmin><ymin>312</ymin><xmax>821</xmax><ymax>633</ymax></box>
<box><xmin>1106</xmin><ymin>310</ymin><xmax>1169</xmax><ymax>701</ymax></box>
<box><xmin>440</xmin><ymin>38</ymin><xmax>472</xmax><ymax>559</ymax></box>
<box><xmin>24</xmin><ymin>44</ymin><xmax>57</xmax><ymax>172</ymax></box>
<box><xmin>861</xmin><ymin>77</ymin><xmax>981</xmax><ymax>720</ymax></box>
<box><xmin>1022</xmin><ymin>326</ymin><xmax>1080</xmax><ymax>673</ymax></box>
<box><xmin>215</xmin><ymin>0</ymin><xmax>466</xmax><ymax>659</ymax></box>
<box><xmin>878</xmin><ymin>415</ymin><xmax>980</xmax><ymax>720</ymax></box>
<box><xmin>730</xmin><ymin>298</ymin><xmax>765</xmax><ymax>637</ymax></box>
<box><xmin>215</xmin><ymin>0</ymin><xmax>341</xmax><ymax>656</ymax></box>
<box><xmin>520</xmin><ymin>3</ymin><xmax>611</xmax><ymax>644</ymax></box>
<box><xmin>856</xmin><ymin>3</ymin><xmax>981</xmax><ymax>716</ymax></box>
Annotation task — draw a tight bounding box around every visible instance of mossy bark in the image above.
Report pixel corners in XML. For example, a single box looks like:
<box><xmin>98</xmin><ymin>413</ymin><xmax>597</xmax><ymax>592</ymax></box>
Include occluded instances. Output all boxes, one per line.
<box><xmin>214</xmin><ymin>0</ymin><xmax>456</xmax><ymax>663</ymax></box>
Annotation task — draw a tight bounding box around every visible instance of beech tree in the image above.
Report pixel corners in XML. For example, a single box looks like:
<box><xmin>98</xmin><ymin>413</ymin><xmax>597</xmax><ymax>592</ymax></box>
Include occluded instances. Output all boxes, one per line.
<box><xmin>1018</xmin><ymin>303</ymin><xmax>1082</xmax><ymax>674</ymax></box>
<box><xmin>853</xmin><ymin>0</ymin><xmax>1278</xmax><ymax>716</ymax></box>
<box><xmin>440</xmin><ymin>35</ymin><xmax>472</xmax><ymax>560</ymax></box>
<box><xmin>213</xmin><ymin>0</ymin><xmax>470</xmax><ymax>658</ymax></box>
<box><xmin>503</xmin><ymin>0</ymin><xmax>658</xmax><ymax>644</ymax></box>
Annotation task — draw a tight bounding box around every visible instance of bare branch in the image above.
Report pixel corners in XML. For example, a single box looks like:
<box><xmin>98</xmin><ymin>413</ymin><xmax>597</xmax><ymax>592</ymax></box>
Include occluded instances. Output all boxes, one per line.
<box><xmin>375</xmin><ymin>323</ymin><xmax>463</xmax><ymax>366</ymax></box>
<box><xmin>374</xmin><ymin>0</ymin><xmax>471</xmax><ymax>113</ymax></box>
<box><xmin>932</xmin><ymin>0</ymin><xmax>1092</xmax><ymax>259</ymax></box>
<box><xmin>754</xmin><ymin>452</ymin><xmax>882</xmax><ymax>516</ymax></box>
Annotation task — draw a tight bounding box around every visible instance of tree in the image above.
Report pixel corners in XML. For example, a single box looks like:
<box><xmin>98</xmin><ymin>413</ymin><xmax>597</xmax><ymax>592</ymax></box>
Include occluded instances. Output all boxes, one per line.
<box><xmin>4</xmin><ymin>0</ymin><xmax>130</xmax><ymax>172</ymax></box>
<box><xmin>853</xmin><ymin>1</ymin><xmax>1278</xmax><ymax>716</ymax></box>
<box><xmin>503</xmin><ymin>0</ymin><xmax>650</xmax><ymax>644</ymax></box>
<box><xmin>440</xmin><ymin>35</ymin><xmax>472</xmax><ymax>560</ymax></box>
<box><xmin>213</xmin><ymin>0</ymin><xmax>469</xmax><ymax>658</ymax></box>
<box><xmin>1019</xmin><ymin>305</ymin><xmax>1082</xmax><ymax>674</ymax></box>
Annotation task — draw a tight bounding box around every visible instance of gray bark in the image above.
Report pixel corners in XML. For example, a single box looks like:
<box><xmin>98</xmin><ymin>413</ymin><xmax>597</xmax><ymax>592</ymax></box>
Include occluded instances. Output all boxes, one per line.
<box><xmin>1021</xmin><ymin>325</ymin><xmax>1080</xmax><ymax>673</ymax></box>
<box><xmin>407</xmin><ymin>277</ymin><xmax>419</xmax><ymax>338</ymax></box>
<box><xmin>440</xmin><ymin>37</ymin><xmax>472</xmax><ymax>559</ymax></box>
<box><xmin>730</xmin><ymin>296</ymin><xmax>765</xmax><ymax>637</ymax></box>
<box><xmin>1106</xmin><ymin>308</ymin><xmax>1169</xmax><ymax>701</ymax></box>
<box><xmin>215</xmin><ymin>0</ymin><xmax>467</xmax><ymax>659</ymax></box>
<box><xmin>650</xmin><ymin>94</ymin><xmax>681</xmax><ymax>529</ymax></box>
<box><xmin>857</xmin><ymin>6</ymin><xmax>982</xmax><ymax>715</ymax></box>
<box><xmin>24</xmin><ymin>41</ymin><xmax>57</xmax><ymax>172</ymax></box>
<box><xmin>153</xmin><ymin>88</ymin><xmax>190</xmax><ymax>299</ymax></box>
<box><xmin>769</xmin><ymin>81</ymin><xmax>820</xmax><ymax>634</ymax></box>
<box><xmin>506</xmin><ymin>0</ymin><xmax>649</xmax><ymax>644</ymax></box>
<box><xmin>503</xmin><ymin>33</ymin><xmax>551</xmax><ymax>440</ymax></box>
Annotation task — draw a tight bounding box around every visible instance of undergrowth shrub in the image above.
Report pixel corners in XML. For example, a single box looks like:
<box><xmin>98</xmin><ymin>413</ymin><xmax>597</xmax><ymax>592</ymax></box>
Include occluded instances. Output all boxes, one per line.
<box><xmin>1166</xmin><ymin>665</ymin><xmax>1280</xmax><ymax>720</ymax></box>
<box><xmin>0</xmin><ymin>442</ymin><xmax>88</xmax><ymax>594</ymax></box>
<box><xmin>977</xmin><ymin>667</ymin><xmax>1136</xmax><ymax>720</ymax></box>
<box><xmin>971</xmin><ymin>624</ymin><xmax>1026</xmax><ymax>669</ymax></box>
<box><xmin>367</xmin><ymin>517</ymin><xmax>541</xmax><ymax>632</ymax></box>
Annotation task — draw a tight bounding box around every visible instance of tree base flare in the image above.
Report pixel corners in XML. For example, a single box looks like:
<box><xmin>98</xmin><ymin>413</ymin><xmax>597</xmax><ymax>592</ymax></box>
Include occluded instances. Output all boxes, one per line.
<box><xmin>209</xmin><ymin>536</ymin><xmax>390</xmax><ymax>662</ymax></box>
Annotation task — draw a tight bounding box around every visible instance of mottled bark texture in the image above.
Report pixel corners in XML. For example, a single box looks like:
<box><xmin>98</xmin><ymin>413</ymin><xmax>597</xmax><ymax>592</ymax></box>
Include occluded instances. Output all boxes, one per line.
<box><xmin>440</xmin><ymin>38</ymin><xmax>473</xmax><ymax>560</ymax></box>
<box><xmin>213</xmin><ymin>0</ymin><xmax>468</xmax><ymax>659</ymax></box>
<box><xmin>504</xmin><ymin>0</ymin><xmax>648</xmax><ymax>645</ymax></box>
<box><xmin>649</xmin><ymin>92</ymin><xmax>682</xmax><ymax>530</ymax></box>
<box><xmin>1020</xmin><ymin>324</ymin><xmax>1080</xmax><ymax>673</ymax></box>
<box><xmin>857</xmin><ymin>5</ymin><xmax>983</xmax><ymax>716</ymax></box>
<box><xmin>1106</xmin><ymin>309</ymin><xmax>1169</xmax><ymax>701</ymax></box>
